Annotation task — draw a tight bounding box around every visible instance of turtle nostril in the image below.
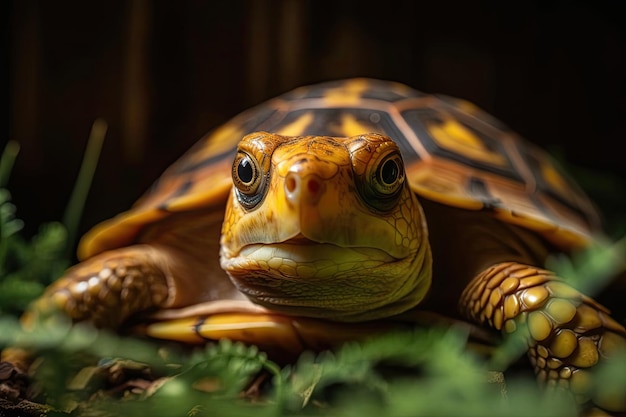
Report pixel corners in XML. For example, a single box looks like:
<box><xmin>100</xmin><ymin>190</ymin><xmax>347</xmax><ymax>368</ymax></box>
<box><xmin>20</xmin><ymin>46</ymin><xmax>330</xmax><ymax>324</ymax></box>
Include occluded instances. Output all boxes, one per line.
<box><xmin>307</xmin><ymin>178</ymin><xmax>320</xmax><ymax>195</ymax></box>
<box><xmin>285</xmin><ymin>172</ymin><xmax>324</xmax><ymax>205</ymax></box>
<box><xmin>286</xmin><ymin>175</ymin><xmax>297</xmax><ymax>193</ymax></box>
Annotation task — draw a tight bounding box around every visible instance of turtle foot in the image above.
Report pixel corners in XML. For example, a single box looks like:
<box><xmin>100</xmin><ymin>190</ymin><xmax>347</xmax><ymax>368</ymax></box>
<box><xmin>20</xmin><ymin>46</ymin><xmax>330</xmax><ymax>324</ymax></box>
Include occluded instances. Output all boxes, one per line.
<box><xmin>23</xmin><ymin>245</ymin><xmax>170</xmax><ymax>329</ymax></box>
<box><xmin>461</xmin><ymin>262</ymin><xmax>626</xmax><ymax>413</ymax></box>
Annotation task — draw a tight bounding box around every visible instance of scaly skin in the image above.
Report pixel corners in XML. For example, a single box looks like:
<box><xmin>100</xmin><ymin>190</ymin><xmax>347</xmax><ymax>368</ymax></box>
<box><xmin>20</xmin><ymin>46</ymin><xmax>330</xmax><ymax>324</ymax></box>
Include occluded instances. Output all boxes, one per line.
<box><xmin>24</xmin><ymin>245</ymin><xmax>170</xmax><ymax>328</ymax></box>
<box><xmin>460</xmin><ymin>262</ymin><xmax>626</xmax><ymax>412</ymax></box>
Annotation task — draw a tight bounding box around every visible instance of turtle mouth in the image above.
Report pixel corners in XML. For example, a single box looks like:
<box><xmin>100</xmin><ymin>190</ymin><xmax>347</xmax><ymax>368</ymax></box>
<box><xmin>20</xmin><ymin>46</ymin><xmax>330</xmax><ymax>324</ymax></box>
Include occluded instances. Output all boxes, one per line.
<box><xmin>222</xmin><ymin>237</ymin><xmax>395</xmax><ymax>291</ymax></box>
<box><xmin>235</xmin><ymin>238</ymin><xmax>396</xmax><ymax>279</ymax></box>
<box><xmin>278</xmin><ymin>235</ymin><xmax>318</xmax><ymax>245</ymax></box>
<box><xmin>220</xmin><ymin>237</ymin><xmax>422</xmax><ymax>321</ymax></box>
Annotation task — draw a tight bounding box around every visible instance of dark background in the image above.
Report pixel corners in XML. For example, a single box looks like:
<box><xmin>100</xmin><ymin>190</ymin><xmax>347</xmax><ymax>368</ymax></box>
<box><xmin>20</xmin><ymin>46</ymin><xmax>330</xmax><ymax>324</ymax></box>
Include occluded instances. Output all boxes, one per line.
<box><xmin>4</xmin><ymin>0</ymin><xmax>626</xmax><ymax>245</ymax></box>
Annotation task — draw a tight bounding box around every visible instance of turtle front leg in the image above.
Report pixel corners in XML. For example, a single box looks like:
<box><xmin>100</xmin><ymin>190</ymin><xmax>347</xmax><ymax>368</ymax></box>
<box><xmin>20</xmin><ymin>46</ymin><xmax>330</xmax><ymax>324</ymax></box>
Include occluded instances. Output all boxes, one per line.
<box><xmin>24</xmin><ymin>244</ymin><xmax>171</xmax><ymax>328</ymax></box>
<box><xmin>460</xmin><ymin>262</ymin><xmax>626</xmax><ymax>412</ymax></box>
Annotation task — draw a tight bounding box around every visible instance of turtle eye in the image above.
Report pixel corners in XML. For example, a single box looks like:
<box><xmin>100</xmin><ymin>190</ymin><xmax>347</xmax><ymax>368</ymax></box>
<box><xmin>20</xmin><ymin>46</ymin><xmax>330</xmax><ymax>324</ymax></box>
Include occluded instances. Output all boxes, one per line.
<box><xmin>354</xmin><ymin>149</ymin><xmax>405</xmax><ymax>213</ymax></box>
<box><xmin>348</xmin><ymin>135</ymin><xmax>406</xmax><ymax>213</ymax></box>
<box><xmin>372</xmin><ymin>152</ymin><xmax>405</xmax><ymax>197</ymax></box>
<box><xmin>236</xmin><ymin>155</ymin><xmax>256</xmax><ymax>188</ymax></box>
<box><xmin>232</xmin><ymin>152</ymin><xmax>266</xmax><ymax>209</ymax></box>
<box><xmin>233</xmin><ymin>153</ymin><xmax>260</xmax><ymax>193</ymax></box>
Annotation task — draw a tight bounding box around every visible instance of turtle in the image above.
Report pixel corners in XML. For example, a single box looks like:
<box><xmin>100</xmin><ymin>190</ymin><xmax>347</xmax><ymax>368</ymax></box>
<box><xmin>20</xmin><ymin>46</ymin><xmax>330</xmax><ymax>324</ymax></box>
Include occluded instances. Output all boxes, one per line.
<box><xmin>16</xmin><ymin>78</ymin><xmax>626</xmax><ymax>411</ymax></box>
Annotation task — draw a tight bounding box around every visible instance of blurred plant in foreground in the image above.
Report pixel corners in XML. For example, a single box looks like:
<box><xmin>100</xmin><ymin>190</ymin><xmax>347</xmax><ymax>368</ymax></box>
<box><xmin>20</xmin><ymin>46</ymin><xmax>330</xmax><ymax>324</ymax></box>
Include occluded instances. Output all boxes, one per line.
<box><xmin>0</xmin><ymin>121</ymin><xmax>106</xmax><ymax>317</ymax></box>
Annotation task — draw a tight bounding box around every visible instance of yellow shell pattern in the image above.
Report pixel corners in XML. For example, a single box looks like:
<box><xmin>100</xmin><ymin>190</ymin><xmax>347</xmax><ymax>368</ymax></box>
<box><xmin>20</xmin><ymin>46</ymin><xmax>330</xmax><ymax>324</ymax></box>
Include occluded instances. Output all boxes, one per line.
<box><xmin>79</xmin><ymin>78</ymin><xmax>600</xmax><ymax>259</ymax></box>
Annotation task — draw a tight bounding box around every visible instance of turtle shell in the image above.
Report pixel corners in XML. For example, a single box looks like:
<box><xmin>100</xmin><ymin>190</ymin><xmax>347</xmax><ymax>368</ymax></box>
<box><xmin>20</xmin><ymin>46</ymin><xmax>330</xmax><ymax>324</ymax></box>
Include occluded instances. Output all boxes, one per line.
<box><xmin>79</xmin><ymin>78</ymin><xmax>600</xmax><ymax>260</ymax></box>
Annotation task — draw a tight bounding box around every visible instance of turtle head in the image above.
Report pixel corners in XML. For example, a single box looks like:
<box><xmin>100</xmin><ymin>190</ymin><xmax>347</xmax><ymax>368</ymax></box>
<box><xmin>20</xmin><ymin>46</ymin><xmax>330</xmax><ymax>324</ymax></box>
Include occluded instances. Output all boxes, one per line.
<box><xmin>220</xmin><ymin>132</ymin><xmax>432</xmax><ymax>322</ymax></box>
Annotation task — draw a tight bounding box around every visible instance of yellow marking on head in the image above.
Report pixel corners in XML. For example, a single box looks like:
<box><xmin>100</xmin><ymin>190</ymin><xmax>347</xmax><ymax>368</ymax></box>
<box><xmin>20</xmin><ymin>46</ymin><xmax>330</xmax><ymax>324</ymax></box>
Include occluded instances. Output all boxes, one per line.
<box><xmin>276</xmin><ymin>112</ymin><xmax>314</xmax><ymax>136</ymax></box>
<box><xmin>428</xmin><ymin>117</ymin><xmax>506</xmax><ymax>167</ymax></box>
<box><xmin>323</xmin><ymin>79</ymin><xmax>369</xmax><ymax>106</ymax></box>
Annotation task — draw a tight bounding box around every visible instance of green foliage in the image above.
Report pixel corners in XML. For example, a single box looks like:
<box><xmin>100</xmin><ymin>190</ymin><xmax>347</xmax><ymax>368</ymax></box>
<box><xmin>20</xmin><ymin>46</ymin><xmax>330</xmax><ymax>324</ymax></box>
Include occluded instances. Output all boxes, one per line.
<box><xmin>0</xmin><ymin>143</ymin><xmax>70</xmax><ymax>315</ymax></box>
<box><xmin>0</xmin><ymin>121</ymin><xmax>106</xmax><ymax>316</ymax></box>
<box><xmin>0</xmin><ymin>217</ymin><xmax>69</xmax><ymax>315</ymax></box>
<box><xmin>546</xmin><ymin>238</ymin><xmax>626</xmax><ymax>296</ymax></box>
<box><xmin>0</xmin><ymin>317</ymin><xmax>582</xmax><ymax>417</ymax></box>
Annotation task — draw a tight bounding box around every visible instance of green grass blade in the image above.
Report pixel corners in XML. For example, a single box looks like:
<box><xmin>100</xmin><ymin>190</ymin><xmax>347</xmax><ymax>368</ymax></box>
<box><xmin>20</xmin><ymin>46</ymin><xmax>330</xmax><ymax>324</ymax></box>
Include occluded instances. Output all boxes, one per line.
<box><xmin>0</xmin><ymin>141</ymin><xmax>21</xmax><ymax>189</ymax></box>
<box><xmin>0</xmin><ymin>142</ymin><xmax>23</xmax><ymax>278</ymax></box>
<box><xmin>62</xmin><ymin>119</ymin><xmax>107</xmax><ymax>255</ymax></box>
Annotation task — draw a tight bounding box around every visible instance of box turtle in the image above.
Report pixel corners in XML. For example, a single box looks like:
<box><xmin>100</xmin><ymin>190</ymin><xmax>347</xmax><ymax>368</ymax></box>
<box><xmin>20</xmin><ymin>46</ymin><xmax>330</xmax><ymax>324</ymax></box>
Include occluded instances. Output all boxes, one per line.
<box><xmin>20</xmin><ymin>79</ymin><xmax>626</xmax><ymax>411</ymax></box>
